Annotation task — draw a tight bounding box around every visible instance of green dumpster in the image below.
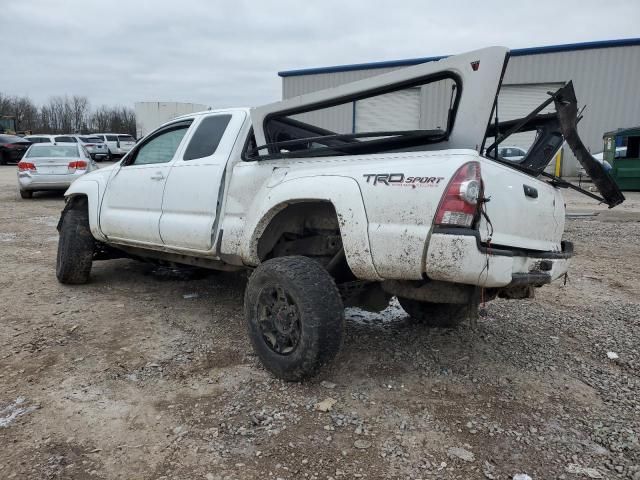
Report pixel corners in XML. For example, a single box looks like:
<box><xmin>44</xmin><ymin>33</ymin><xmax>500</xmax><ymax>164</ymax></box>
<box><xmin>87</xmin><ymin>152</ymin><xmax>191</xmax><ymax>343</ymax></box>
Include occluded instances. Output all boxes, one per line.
<box><xmin>605</xmin><ymin>126</ymin><xmax>640</xmax><ymax>191</ymax></box>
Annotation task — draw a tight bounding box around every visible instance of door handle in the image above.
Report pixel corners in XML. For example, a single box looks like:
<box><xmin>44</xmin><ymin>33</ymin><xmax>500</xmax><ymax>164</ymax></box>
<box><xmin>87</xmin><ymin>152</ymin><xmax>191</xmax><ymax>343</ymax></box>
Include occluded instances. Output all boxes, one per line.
<box><xmin>150</xmin><ymin>172</ymin><xmax>165</xmax><ymax>181</ymax></box>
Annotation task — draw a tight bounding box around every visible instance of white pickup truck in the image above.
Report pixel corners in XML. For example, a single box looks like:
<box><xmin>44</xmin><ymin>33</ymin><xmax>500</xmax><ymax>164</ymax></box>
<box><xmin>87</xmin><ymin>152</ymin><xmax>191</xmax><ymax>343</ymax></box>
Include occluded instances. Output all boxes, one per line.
<box><xmin>56</xmin><ymin>47</ymin><xmax>623</xmax><ymax>380</ymax></box>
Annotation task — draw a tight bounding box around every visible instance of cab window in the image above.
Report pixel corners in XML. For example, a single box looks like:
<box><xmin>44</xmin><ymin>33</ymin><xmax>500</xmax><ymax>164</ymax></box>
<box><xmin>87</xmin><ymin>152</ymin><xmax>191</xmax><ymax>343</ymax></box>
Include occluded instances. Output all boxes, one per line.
<box><xmin>130</xmin><ymin>125</ymin><xmax>190</xmax><ymax>165</ymax></box>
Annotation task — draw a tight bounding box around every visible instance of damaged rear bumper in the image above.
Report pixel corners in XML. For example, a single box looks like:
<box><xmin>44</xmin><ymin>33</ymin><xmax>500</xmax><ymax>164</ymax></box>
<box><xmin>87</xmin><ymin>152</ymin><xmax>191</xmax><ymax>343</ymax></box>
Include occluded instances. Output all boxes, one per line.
<box><xmin>424</xmin><ymin>228</ymin><xmax>572</xmax><ymax>288</ymax></box>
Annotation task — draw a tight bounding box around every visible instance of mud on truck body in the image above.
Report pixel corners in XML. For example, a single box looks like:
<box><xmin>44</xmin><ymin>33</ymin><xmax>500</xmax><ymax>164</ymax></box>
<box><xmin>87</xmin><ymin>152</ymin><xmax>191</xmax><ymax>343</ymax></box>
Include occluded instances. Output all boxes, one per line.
<box><xmin>56</xmin><ymin>47</ymin><xmax>624</xmax><ymax>380</ymax></box>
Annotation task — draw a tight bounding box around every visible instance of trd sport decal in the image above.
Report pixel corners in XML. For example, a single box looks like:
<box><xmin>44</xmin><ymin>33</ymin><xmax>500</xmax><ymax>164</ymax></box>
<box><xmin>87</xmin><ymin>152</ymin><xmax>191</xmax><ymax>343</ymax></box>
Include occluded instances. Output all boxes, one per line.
<box><xmin>363</xmin><ymin>173</ymin><xmax>445</xmax><ymax>187</ymax></box>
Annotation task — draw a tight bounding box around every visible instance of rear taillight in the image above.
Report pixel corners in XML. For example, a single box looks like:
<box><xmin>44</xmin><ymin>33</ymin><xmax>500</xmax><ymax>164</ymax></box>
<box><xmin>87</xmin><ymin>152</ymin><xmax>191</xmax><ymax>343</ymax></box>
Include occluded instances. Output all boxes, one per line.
<box><xmin>434</xmin><ymin>161</ymin><xmax>482</xmax><ymax>228</ymax></box>
<box><xmin>68</xmin><ymin>160</ymin><xmax>88</xmax><ymax>170</ymax></box>
<box><xmin>18</xmin><ymin>161</ymin><xmax>36</xmax><ymax>172</ymax></box>
<box><xmin>85</xmin><ymin>144</ymin><xmax>95</xmax><ymax>147</ymax></box>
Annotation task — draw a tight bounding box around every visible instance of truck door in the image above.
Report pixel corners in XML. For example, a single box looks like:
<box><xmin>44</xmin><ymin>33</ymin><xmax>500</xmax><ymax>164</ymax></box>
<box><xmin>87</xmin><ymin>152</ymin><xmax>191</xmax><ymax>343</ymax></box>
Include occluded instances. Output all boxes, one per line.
<box><xmin>99</xmin><ymin>120</ymin><xmax>193</xmax><ymax>244</ymax></box>
<box><xmin>159</xmin><ymin>111</ymin><xmax>245</xmax><ymax>251</ymax></box>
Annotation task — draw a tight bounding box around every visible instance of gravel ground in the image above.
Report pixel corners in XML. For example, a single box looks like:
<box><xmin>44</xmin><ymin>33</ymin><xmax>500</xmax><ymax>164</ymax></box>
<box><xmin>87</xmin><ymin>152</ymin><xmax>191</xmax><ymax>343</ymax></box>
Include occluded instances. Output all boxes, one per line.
<box><xmin>0</xmin><ymin>164</ymin><xmax>639</xmax><ymax>479</ymax></box>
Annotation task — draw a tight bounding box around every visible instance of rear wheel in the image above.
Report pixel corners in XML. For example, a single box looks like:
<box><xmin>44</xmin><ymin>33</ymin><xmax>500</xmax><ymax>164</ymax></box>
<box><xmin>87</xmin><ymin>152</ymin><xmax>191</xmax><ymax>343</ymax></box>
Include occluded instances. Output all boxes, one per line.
<box><xmin>0</xmin><ymin>152</ymin><xmax>8</xmax><ymax>165</ymax></box>
<box><xmin>56</xmin><ymin>199</ymin><xmax>95</xmax><ymax>284</ymax></box>
<box><xmin>398</xmin><ymin>297</ymin><xmax>472</xmax><ymax>328</ymax></box>
<box><xmin>19</xmin><ymin>190</ymin><xmax>33</xmax><ymax>199</ymax></box>
<box><xmin>245</xmin><ymin>256</ymin><xmax>344</xmax><ymax>381</ymax></box>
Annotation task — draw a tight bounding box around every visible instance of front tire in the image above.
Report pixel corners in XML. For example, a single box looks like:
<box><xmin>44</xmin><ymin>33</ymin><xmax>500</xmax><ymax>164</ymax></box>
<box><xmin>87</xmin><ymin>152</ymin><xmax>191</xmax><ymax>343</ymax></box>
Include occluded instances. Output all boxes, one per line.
<box><xmin>245</xmin><ymin>256</ymin><xmax>344</xmax><ymax>381</ymax></box>
<box><xmin>19</xmin><ymin>190</ymin><xmax>33</xmax><ymax>199</ymax></box>
<box><xmin>56</xmin><ymin>199</ymin><xmax>95</xmax><ymax>284</ymax></box>
<box><xmin>398</xmin><ymin>297</ymin><xmax>471</xmax><ymax>328</ymax></box>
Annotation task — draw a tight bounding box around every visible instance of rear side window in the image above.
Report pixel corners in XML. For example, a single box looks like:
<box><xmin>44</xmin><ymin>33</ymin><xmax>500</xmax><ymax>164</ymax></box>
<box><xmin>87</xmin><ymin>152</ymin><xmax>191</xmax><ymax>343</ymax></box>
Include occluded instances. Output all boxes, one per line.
<box><xmin>183</xmin><ymin>115</ymin><xmax>231</xmax><ymax>161</ymax></box>
<box><xmin>117</xmin><ymin>135</ymin><xmax>135</xmax><ymax>142</ymax></box>
<box><xmin>106</xmin><ymin>135</ymin><xmax>118</xmax><ymax>141</ymax></box>
<box><xmin>55</xmin><ymin>136</ymin><xmax>76</xmax><ymax>143</ymax></box>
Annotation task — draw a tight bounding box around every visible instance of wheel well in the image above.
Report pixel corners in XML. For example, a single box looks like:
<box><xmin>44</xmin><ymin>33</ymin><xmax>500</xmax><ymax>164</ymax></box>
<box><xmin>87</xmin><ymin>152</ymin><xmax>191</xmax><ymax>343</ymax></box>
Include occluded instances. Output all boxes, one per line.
<box><xmin>66</xmin><ymin>194</ymin><xmax>88</xmax><ymax>209</ymax></box>
<box><xmin>257</xmin><ymin>202</ymin><xmax>355</xmax><ymax>282</ymax></box>
<box><xmin>57</xmin><ymin>194</ymin><xmax>88</xmax><ymax>232</ymax></box>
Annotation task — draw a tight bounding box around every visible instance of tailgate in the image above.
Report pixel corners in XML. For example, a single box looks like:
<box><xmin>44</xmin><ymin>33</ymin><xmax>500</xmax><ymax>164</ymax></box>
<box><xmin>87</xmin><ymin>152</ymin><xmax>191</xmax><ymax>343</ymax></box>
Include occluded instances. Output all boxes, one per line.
<box><xmin>480</xmin><ymin>159</ymin><xmax>564</xmax><ymax>251</ymax></box>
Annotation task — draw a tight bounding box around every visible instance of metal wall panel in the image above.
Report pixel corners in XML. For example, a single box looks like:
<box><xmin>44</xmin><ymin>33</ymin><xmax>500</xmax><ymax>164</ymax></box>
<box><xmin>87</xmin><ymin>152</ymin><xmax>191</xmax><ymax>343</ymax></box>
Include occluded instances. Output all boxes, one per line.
<box><xmin>135</xmin><ymin>102</ymin><xmax>210</xmax><ymax>138</ymax></box>
<box><xmin>282</xmin><ymin>45</ymin><xmax>640</xmax><ymax>175</ymax></box>
<box><xmin>355</xmin><ymin>88</ymin><xmax>421</xmax><ymax>132</ymax></box>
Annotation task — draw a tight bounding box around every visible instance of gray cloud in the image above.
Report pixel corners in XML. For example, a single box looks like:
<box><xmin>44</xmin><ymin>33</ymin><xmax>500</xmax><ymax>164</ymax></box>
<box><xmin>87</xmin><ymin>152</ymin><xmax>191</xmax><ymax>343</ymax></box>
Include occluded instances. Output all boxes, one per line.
<box><xmin>3</xmin><ymin>0</ymin><xmax>639</xmax><ymax>109</ymax></box>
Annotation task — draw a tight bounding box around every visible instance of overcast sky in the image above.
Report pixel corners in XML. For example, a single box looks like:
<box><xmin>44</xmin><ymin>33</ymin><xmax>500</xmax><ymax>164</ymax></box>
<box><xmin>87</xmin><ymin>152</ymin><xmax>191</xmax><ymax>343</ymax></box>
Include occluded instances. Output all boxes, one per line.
<box><xmin>3</xmin><ymin>0</ymin><xmax>639</xmax><ymax>109</ymax></box>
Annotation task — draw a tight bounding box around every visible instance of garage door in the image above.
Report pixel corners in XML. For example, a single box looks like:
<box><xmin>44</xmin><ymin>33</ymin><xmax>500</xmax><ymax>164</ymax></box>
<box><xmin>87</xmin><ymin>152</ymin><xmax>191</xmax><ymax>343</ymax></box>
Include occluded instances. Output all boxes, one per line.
<box><xmin>354</xmin><ymin>88</ymin><xmax>421</xmax><ymax>133</ymax></box>
<box><xmin>496</xmin><ymin>83</ymin><xmax>564</xmax><ymax>149</ymax></box>
<box><xmin>495</xmin><ymin>83</ymin><xmax>565</xmax><ymax>174</ymax></box>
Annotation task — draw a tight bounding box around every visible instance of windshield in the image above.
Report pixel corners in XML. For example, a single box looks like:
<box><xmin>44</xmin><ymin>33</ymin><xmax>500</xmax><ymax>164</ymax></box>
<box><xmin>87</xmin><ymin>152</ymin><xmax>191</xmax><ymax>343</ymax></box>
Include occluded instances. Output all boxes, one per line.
<box><xmin>27</xmin><ymin>145</ymin><xmax>79</xmax><ymax>157</ymax></box>
<box><xmin>251</xmin><ymin>74</ymin><xmax>460</xmax><ymax>160</ymax></box>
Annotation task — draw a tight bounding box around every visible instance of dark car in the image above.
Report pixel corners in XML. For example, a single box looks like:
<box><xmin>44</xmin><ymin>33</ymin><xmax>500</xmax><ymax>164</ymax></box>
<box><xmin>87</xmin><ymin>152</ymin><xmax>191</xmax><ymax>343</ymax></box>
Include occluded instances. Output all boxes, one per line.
<box><xmin>0</xmin><ymin>135</ymin><xmax>32</xmax><ymax>165</ymax></box>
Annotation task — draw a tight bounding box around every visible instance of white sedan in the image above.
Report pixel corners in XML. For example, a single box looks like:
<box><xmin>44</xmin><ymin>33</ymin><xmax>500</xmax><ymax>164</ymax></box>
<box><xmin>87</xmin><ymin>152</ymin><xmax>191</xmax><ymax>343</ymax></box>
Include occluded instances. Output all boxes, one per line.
<box><xmin>17</xmin><ymin>143</ymin><xmax>97</xmax><ymax>198</ymax></box>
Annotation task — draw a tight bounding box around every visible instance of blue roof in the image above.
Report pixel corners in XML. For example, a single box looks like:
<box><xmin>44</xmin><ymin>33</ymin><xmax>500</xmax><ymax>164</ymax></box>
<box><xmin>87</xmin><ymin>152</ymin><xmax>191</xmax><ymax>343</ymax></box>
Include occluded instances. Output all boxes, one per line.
<box><xmin>278</xmin><ymin>37</ymin><xmax>640</xmax><ymax>77</ymax></box>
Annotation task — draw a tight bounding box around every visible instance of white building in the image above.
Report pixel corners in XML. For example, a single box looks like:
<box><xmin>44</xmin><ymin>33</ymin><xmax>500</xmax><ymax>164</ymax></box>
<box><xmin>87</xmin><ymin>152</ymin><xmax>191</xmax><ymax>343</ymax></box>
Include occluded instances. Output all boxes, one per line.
<box><xmin>278</xmin><ymin>38</ymin><xmax>640</xmax><ymax>175</ymax></box>
<box><xmin>135</xmin><ymin>102</ymin><xmax>210</xmax><ymax>139</ymax></box>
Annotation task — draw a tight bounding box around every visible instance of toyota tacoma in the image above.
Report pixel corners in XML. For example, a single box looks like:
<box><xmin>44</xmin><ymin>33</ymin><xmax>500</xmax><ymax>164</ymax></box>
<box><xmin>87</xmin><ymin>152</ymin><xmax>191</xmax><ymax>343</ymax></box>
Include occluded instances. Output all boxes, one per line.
<box><xmin>55</xmin><ymin>47</ymin><xmax>624</xmax><ymax>380</ymax></box>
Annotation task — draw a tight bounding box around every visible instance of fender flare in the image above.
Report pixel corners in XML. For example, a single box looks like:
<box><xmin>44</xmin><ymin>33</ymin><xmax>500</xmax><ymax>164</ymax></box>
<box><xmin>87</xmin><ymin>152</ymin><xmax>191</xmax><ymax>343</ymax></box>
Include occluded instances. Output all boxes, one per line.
<box><xmin>63</xmin><ymin>180</ymin><xmax>106</xmax><ymax>242</ymax></box>
<box><xmin>241</xmin><ymin>175</ymin><xmax>381</xmax><ymax>281</ymax></box>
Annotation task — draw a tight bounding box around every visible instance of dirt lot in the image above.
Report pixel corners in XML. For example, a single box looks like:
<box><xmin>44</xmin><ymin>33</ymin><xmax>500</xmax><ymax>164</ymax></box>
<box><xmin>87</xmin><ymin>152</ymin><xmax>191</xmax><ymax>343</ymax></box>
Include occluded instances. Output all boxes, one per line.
<box><xmin>1</xmin><ymin>163</ymin><xmax>639</xmax><ymax>480</ymax></box>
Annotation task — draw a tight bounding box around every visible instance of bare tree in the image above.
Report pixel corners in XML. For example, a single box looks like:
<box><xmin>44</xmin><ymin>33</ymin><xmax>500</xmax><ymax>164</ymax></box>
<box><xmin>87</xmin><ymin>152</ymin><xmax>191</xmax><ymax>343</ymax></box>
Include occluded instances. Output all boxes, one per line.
<box><xmin>71</xmin><ymin>95</ymin><xmax>90</xmax><ymax>133</ymax></box>
<box><xmin>1</xmin><ymin>92</ymin><xmax>136</xmax><ymax>136</ymax></box>
<box><xmin>89</xmin><ymin>105</ymin><xmax>136</xmax><ymax>136</ymax></box>
<box><xmin>0</xmin><ymin>94</ymin><xmax>39</xmax><ymax>132</ymax></box>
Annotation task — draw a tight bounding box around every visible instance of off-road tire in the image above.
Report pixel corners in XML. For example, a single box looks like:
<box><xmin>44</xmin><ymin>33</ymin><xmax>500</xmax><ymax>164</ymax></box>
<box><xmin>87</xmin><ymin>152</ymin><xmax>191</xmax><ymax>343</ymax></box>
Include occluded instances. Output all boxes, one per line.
<box><xmin>398</xmin><ymin>297</ymin><xmax>470</xmax><ymax>328</ymax></box>
<box><xmin>56</xmin><ymin>199</ymin><xmax>94</xmax><ymax>284</ymax></box>
<box><xmin>245</xmin><ymin>255</ymin><xmax>345</xmax><ymax>381</ymax></box>
<box><xmin>19</xmin><ymin>190</ymin><xmax>33</xmax><ymax>199</ymax></box>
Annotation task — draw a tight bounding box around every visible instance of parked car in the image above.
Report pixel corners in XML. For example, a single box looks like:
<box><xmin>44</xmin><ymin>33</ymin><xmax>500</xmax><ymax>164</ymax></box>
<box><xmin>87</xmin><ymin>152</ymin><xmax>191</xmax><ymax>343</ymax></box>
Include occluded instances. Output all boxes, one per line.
<box><xmin>23</xmin><ymin>134</ymin><xmax>57</xmax><ymax>144</ymax></box>
<box><xmin>498</xmin><ymin>146</ymin><xmax>527</xmax><ymax>161</ymax></box>
<box><xmin>17</xmin><ymin>143</ymin><xmax>97</xmax><ymax>198</ymax></box>
<box><xmin>591</xmin><ymin>152</ymin><xmax>613</xmax><ymax>172</ymax></box>
<box><xmin>0</xmin><ymin>134</ymin><xmax>32</xmax><ymax>165</ymax></box>
<box><xmin>75</xmin><ymin>136</ymin><xmax>109</xmax><ymax>161</ymax></box>
<box><xmin>55</xmin><ymin>47</ymin><xmax>623</xmax><ymax>381</ymax></box>
<box><xmin>578</xmin><ymin>147</ymin><xmax>623</xmax><ymax>178</ymax></box>
<box><xmin>51</xmin><ymin>135</ymin><xmax>79</xmax><ymax>144</ymax></box>
<box><xmin>27</xmin><ymin>135</ymin><xmax>82</xmax><ymax>145</ymax></box>
<box><xmin>92</xmin><ymin>133</ymin><xmax>136</xmax><ymax>159</ymax></box>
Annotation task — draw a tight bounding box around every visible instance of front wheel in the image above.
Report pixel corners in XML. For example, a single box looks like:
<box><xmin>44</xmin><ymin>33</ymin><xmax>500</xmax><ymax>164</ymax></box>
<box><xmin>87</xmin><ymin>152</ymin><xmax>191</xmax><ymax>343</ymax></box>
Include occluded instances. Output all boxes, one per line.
<box><xmin>398</xmin><ymin>297</ymin><xmax>472</xmax><ymax>328</ymax></box>
<box><xmin>245</xmin><ymin>256</ymin><xmax>345</xmax><ymax>381</ymax></box>
<box><xmin>19</xmin><ymin>190</ymin><xmax>33</xmax><ymax>199</ymax></box>
<box><xmin>56</xmin><ymin>199</ymin><xmax>95</xmax><ymax>284</ymax></box>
